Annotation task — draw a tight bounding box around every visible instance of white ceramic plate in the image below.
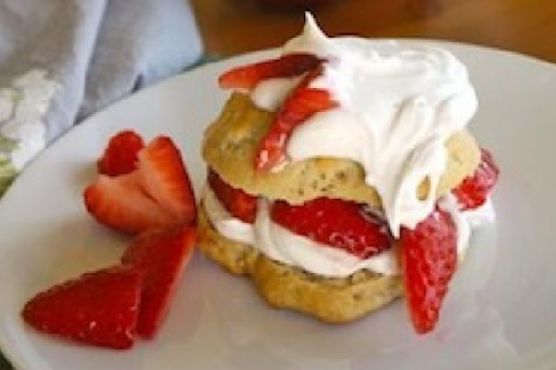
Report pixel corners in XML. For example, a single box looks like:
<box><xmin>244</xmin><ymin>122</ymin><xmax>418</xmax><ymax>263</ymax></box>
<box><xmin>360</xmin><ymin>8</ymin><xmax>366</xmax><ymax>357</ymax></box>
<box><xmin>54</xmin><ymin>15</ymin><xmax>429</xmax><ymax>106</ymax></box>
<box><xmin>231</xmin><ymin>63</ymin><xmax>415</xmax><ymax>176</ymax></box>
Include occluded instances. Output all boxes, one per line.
<box><xmin>1</xmin><ymin>42</ymin><xmax>556</xmax><ymax>370</ymax></box>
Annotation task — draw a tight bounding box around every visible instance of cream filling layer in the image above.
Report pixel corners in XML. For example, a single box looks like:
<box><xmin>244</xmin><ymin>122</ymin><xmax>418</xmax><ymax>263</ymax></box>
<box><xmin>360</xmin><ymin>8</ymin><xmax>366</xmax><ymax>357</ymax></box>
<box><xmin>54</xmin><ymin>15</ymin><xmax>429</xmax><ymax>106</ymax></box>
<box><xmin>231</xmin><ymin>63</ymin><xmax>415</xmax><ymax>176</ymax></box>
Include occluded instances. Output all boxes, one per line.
<box><xmin>203</xmin><ymin>187</ymin><xmax>399</xmax><ymax>277</ymax></box>
<box><xmin>203</xmin><ymin>187</ymin><xmax>494</xmax><ymax>278</ymax></box>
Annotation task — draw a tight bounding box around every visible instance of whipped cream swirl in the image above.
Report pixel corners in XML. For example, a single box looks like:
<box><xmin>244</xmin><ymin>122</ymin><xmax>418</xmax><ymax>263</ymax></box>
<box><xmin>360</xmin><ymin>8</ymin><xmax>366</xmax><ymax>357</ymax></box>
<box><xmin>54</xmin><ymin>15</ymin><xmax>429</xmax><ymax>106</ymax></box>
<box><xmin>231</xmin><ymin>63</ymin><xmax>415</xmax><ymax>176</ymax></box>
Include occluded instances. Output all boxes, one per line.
<box><xmin>251</xmin><ymin>14</ymin><xmax>478</xmax><ymax>236</ymax></box>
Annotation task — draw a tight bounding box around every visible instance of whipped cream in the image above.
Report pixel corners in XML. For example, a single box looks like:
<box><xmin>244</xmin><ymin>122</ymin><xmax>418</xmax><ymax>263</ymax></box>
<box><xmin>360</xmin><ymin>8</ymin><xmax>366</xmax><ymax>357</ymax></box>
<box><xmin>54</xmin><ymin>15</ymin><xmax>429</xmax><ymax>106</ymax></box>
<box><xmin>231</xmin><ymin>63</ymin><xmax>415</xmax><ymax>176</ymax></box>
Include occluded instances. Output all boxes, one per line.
<box><xmin>251</xmin><ymin>77</ymin><xmax>302</xmax><ymax>112</ymax></box>
<box><xmin>440</xmin><ymin>194</ymin><xmax>496</xmax><ymax>260</ymax></box>
<box><xmin>204</xmin><ymin>186</ymin><xmax>494</xmax><ymax>278</ymax></box>
<box><xmin>203</xmin><ymin>187</ymin><xmax>400</xmax><ymax>277</ymax></box>
<box><xmin>204</xmin><ymin>186</ymin><xmax>255</xmax><ymax>245</ymax></box>
<box><xmin>250</xmin><ymin>14</ymin><xmax>478</xmax><ymax>237</ymax></box>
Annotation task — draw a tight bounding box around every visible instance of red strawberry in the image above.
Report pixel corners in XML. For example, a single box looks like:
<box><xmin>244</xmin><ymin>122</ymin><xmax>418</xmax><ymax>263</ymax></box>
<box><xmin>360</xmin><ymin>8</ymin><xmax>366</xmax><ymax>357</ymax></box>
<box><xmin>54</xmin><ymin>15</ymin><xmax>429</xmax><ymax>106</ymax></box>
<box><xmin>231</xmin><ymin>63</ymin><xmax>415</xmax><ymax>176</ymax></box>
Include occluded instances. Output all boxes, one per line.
<box><xmin>255</xmin><ymin>66</ymin><xmax>337</xmax><ymax>171</ymax></box>
<box><xmin>97</xmin><ymin>130</ymin><xmax>144</xmax><ymax>176</ymax></box>
<box><xmin>401</xmin><ymin>208</ymin><xmax>457</xmax><ymax>334</ymax></box>
<box><xmin>84</xmin><ymin>173</ymin><xmax>176</xmax><ymax>235</ymax></box>
<box><xmin>218</xmin><ymin>53</ymin><xmax>323</xmax><ymax>90</ymax></box>
<box><xmin>271</xmin><ymin>197</ymin><xmax>391</xmax><ymax>259</ymax></box>
<box><xmin>207</xmin><ymin>169</ymin><xmax>257</xmax><ymax>223</ymax></box>
<box><xmin>452</xmin><ymin>148</ymin><xmax>499</xmax><ymax>210</ymax></box>
<box><xmin>122</xmin><ymin>227</ymin><xmax>197</xmax><ymax>338</ymax></box>
<box><xmin>22</xmin><ymin>266</ymin><xmax>142</xmax><ymax>349</ymax></box>
<box><xmin>138</xmin><ymin>136</ymin><xmax>197</xmax><ymax>225</ymax></box>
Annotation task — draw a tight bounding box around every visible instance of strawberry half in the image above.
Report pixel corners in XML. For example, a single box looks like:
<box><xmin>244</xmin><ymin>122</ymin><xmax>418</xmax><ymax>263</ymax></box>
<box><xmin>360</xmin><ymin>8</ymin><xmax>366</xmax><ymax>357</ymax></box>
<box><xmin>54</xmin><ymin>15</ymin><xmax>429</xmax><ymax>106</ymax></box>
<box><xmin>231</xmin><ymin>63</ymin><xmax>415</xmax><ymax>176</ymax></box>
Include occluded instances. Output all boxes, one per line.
<box><xmin>218</xmin><ymin>53</ymin><xmax>323</xmax><ymax>90</ymax></box>
<box><xmin>271</xmin><ymin>197</ymin><xmax>391</xmax><ymax>259</ymax></box>
<box><xmin>452</xmin><ymin>148</ymin><xmax>499</xmax><ymax>211</ymax></box>
<box><xmin>207</xmin><ymin>169</ymin><xmax>257</xmax><ymax>223</ymax></box>
<box><xmin>122</xmin><ymin>226</ymin><xmax>197</xmax><ymax>338</ymax></box>
<box><xmin>22</xmin><ymin>266</ymin><xmax>142</xmax><ymax>349</ymax></box>
<box><xmin>85</xmin><ymin>135</ymin><xmax>197</xmax><ymax>234</ymax></box>
<box><xmin>84</xmin><ymin>173</ymin><xmax>176</xmax><ymax>235</ymax></box>
<box><xmin>255</xmin><ymin>66</ymin><xmax>337</xmax><ymax>171</ymax></box>
<box><xmin>138</xmin><ymin>136</ymin><xmax>197</xmax><ymax>225</ymax></box>
<box><xmin>97</xmin><ymin>130</ymin><xmax>144</xmax><ymax>176</ymax></box>
<box><xmin>401</xmin><ymin>208</ymin><xmax>457</xmax><ymax>334</ymax></box>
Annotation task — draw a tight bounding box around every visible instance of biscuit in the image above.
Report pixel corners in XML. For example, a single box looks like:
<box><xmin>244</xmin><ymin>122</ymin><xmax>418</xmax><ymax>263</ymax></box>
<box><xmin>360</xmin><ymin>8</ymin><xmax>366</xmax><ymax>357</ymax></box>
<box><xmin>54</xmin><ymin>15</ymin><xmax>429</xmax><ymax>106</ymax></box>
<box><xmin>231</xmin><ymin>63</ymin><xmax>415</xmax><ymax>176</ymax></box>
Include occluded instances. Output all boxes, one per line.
<box><xmin>203</xmin><ymin>93</ymin><xmax>481</xmax><ymax>209</ymax></box>
<box><xmin>198</xmin><ymin>203</ymin><xmax>403</xmax><ymax>323</ymax></box>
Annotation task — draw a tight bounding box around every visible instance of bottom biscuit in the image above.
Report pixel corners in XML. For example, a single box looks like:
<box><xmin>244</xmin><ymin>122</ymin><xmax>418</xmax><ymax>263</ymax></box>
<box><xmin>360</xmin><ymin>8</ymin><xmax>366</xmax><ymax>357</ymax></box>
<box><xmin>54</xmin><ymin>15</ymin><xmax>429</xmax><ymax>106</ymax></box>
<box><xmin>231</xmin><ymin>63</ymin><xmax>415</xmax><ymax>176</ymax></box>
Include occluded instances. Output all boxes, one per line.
<box><xmin>198</xmin><ymin>203</ymin><xmax>403</xmax><ymax>323</ymax></box>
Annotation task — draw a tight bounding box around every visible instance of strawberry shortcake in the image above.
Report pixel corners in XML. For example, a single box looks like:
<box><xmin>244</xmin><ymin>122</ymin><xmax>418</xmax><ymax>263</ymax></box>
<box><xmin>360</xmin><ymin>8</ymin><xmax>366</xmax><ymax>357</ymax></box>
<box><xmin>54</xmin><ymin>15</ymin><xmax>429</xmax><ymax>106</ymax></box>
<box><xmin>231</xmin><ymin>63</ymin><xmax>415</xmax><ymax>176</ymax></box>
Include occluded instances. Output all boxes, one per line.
<box><xmin>198</xmin><ymin>14</ymin><xmax>499</xmax><ymax>333</ymax></box>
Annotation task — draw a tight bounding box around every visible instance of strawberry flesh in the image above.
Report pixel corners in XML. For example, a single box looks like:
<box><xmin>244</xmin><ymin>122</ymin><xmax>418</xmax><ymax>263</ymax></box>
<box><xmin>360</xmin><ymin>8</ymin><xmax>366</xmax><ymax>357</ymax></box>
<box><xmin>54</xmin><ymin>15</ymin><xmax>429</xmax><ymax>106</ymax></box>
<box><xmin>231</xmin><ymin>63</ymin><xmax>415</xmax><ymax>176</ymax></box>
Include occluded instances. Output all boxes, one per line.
<box><xmin>85</xmin><ymin>135</ymin><xmax>198</xmax><ymax>235</ymax></box>
<box><xmin>452</xmin><ymin>148</ymin><xmax>499</xmax><ymax>210</ymax></box>
<box><xmin>22</xmin><ymin>266</ymin><xmax>142</xmax><ymax>349</ymax></box>
<box><xmin>122</xmin><ymin>226</ymin><xmax>197</xmax><ymax>338</ymax></box>
<box><xmin>138</xmin><ymin>136</ymin><xmax>197</xmax><ymax>225</ymax></box>
<box><xmin>271</xmin><ymin>197</ymin><xmax>391</xmax><ymax>259</ymax></box>
<box><xmin>84</xmin><ymin>173</ymin><xmax>176</xmax><ymax>235</ymax></box>
<box><xmin>207</xmin><ymin>169</ymin><xmax>257</xmax><ymax>223</ymax></box>
<box><xmin>97</xmin><ymin>130</ymin><xmax>144</xmax><ymax>176</ymax></box>
<box><xmin>218</xmin><ymin>53</ymin><xmax>323</xmax><ymax>90</ymax></box>
<box><xmin>401</xmin><ymin>208</ymin><xmax>457</xmax><ymax>334</ymax></box>
<box><xmin>255</xmin><ymin>66</ymin><xmax>337</xmax><ymax>171</ymax></box>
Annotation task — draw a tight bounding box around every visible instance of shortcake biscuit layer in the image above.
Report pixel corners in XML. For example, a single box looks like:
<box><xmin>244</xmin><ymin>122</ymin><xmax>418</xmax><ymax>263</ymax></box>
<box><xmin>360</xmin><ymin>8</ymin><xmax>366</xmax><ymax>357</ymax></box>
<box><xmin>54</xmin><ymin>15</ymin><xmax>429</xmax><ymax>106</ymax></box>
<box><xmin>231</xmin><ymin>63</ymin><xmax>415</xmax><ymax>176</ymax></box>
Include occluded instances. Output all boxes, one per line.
<box><xmin>203</xmin><ymin>93</ymin><xmax>481</xmax><ymax>209</ymax></box>
<box><xmin>198</xmin><ymin>203</ymin><xmax>403</xmax><ymax>323</ymax></box>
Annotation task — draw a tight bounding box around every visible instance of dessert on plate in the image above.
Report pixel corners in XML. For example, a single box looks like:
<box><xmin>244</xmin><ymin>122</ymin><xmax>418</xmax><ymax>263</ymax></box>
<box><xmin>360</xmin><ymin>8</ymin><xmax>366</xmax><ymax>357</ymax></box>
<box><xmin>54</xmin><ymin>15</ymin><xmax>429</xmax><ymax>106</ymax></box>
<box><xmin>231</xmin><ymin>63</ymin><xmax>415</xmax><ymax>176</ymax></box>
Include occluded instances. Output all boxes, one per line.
<box><xmin>198</xmin><ymin>14</ymin><xmax>499</xmax><ymax>333</ymax></box>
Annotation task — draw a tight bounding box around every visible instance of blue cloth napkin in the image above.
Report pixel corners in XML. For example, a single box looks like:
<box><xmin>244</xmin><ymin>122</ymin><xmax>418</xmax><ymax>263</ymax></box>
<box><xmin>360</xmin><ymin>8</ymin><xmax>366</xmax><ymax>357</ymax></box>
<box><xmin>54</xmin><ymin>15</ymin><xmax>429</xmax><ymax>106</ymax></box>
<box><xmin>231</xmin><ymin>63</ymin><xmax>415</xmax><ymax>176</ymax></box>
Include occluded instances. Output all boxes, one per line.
<box><xmin>0</xmin><ymin>0</ymin><xmax>202</xmax><ymax>196</ymax></box>
<box><xmin>0</xmin><ymin>0</ymin><xmax>202</xmax><ymax>367</ymax></box>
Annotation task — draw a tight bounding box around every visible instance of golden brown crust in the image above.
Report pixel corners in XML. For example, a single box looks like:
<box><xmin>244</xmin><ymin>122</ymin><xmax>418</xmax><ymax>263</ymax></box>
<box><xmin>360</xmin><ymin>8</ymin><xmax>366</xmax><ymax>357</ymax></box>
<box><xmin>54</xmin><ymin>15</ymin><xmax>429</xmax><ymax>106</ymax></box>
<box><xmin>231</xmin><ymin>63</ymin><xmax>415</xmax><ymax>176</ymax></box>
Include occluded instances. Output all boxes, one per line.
<box><xmin>198</xmin><ymin>203</ymin><xmax>403</xmax><ymax>323</ymax></box>
<box><xmin>203</xmin><ymin>93</ymin><xmax>481</xmax><ymax>209</ymax></box>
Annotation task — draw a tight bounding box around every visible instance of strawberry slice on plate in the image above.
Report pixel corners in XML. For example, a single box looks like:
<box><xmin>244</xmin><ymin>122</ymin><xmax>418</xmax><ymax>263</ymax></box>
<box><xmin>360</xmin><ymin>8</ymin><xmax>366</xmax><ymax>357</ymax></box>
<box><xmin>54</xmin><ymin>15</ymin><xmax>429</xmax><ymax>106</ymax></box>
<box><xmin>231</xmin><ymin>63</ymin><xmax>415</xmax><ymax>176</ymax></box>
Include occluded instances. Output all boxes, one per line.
<box><xmin>271</xmin><ymin>197</ymin><xmax>391</xmax><ymax>259</ymax></box>
<box><xmin>452</xmin><ymin>148</ymin><xmax>499</xmax><ymax>210</ymax></box>
<box><xmin>22</xmin><ymin>266</ymin><xmax>142</xmax><ymax>349</ymax></box>
<box><xmin>97</xmin><ymin>130</ymin><xmax>144</xmax><ymax>176</ymax></box>
<box><xmin>85</xmin><ymin>134</ymin><xmax>197</xmax><ymax>234</ymax></box>
<box><xmin>138</xmin><ymin>136</ymin><xmax>197</xmax><ymax>225</ymax></box>
<box><xmin>255</xmin><ymin>66</ymin><xmax>337</xmax><ymax>171</ymax></box>
<box><xmin>122</xmin><ymin>226</ymin><xmax>197</xmax><ymax>338</ymax></box>
<box><xmin>207</xmin><ymin>169</ymin><xmax>257</xmax><ymax>223</ymax></box>
<box><xmin>218</xmin><ymin>53</ymin><xmax>323</xmax><ymax>90</ymax></box>
<box><xmin>84</xmin><ymin>172</ymin><xmax>175</xmax><ymax>235</ymax></box>
<box><xmin>400</xmin><ymin>208</ymin><xmax>457</xmax><ymax>334</ymax></box>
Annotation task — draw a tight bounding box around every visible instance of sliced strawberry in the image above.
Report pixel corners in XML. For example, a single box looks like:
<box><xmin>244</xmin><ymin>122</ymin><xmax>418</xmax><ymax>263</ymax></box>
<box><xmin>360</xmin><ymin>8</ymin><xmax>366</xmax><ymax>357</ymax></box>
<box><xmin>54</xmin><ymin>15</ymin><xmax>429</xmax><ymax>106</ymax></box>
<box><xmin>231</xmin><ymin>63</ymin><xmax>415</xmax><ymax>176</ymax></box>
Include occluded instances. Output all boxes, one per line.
<box><xmin>97</xmin><ymin>130</ymin><xmax>144</xmax><ymax>176</ymax></box>
<box><xmin>84</xmin><ymin>173</ymin><xmax>175</xmax><ymax>235</ymax></box>
<box><xmin>207</xmin><ymin>169</ymin><xmax>257</xmax><ymax>223</ymax></box>
<box><xmin>452</xmin><ymin>148</ymin><xmax>499</xmax><ymax>210</ymax></box>
<box><xmin>122</xmin><ymin>227</ymin><xmax>197</xmax><ymax>338</ymax></box>
<box><xmin>271</xmin><ymin>197</ymin><xmax>391</xmax><ymax>259</ymax></box>
<box><xmin>218</xmin><ymin>53</ymin><xmax>323</xmax><ymax>90</ymax></box>
<box><xmin>138</xmin><ymin>136</ymin><xmax>197</xmax><ymax>225</ymax></box>
<box><xmin>255</xmin><ymin>66</ymin><xmax>337</xmax><ymax>171</ymax></box>
<box><xmin>22</xmin><ymin>266</ymin><xmax>141</xmax><ymax>349</ymax></box>
<box><xmin>401</xmin><ymin>208</ymin><xmax>457</xmax><ymax>334</ymax></box>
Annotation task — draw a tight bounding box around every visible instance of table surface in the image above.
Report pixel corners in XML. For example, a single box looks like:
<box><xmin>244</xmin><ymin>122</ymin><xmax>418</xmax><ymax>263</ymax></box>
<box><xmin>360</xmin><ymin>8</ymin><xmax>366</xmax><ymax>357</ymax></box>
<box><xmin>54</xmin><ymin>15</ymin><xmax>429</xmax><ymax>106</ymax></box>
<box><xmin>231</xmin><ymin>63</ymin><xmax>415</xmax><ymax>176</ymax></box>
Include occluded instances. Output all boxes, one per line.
<box><xmin>191</xmin><ymin>0</ymin><xmax>556</xmax><ymax>63</ymax></box>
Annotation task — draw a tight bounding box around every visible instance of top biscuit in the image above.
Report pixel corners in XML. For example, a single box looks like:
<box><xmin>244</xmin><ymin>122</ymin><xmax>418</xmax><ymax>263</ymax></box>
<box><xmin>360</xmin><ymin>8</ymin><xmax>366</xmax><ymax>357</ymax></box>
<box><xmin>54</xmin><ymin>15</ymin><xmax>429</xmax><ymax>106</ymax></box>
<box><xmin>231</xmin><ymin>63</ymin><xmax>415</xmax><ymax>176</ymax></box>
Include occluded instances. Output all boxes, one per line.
<box><xmin>203</xmin><ymin>93</ymin><xmax>480</xmax><ymax>209</ymax></box>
